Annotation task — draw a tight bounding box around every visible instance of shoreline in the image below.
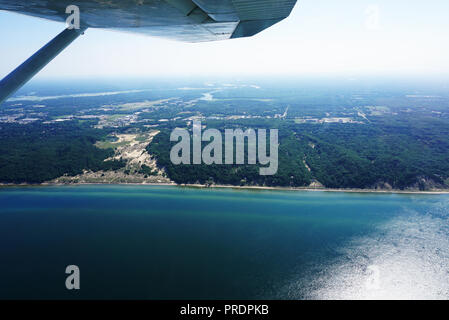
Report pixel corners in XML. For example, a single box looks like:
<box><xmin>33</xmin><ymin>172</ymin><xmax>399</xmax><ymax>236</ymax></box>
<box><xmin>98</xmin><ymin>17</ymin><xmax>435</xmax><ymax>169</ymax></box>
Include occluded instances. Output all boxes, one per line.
<box><xmin>1</xmin><ymin>182</ymin><xmax>449</xmax><ymax>194</ymax></box>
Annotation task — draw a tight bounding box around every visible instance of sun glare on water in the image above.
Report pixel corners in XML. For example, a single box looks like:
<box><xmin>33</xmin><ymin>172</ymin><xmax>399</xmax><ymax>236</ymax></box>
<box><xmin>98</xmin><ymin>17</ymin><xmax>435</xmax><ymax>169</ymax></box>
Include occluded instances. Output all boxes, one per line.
<box><xmin>281</xmin><ymin>200</ymin><xmax>449</xmax><ymax>300</ymax></box>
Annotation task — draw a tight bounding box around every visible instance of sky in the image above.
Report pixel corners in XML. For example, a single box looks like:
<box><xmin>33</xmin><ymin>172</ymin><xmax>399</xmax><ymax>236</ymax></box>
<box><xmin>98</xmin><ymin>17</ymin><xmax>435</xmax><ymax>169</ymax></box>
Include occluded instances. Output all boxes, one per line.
<box><xmin>1</xmin><ymin>0</ymin><xmax>449</xmax><ymax>79</ymax></box>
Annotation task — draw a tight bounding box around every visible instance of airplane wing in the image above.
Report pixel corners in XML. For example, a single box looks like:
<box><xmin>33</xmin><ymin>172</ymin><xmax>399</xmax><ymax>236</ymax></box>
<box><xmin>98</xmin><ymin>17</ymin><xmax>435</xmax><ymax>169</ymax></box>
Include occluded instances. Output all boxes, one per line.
<box><xmin>0</xmin><ymin>0</ymin><xmax>298</xmax><ymax>104</ymax></box>
<box><xmin>0</xmin><ymin>0</ymin><xmax>298</xmax><ymax>42</ymax></box>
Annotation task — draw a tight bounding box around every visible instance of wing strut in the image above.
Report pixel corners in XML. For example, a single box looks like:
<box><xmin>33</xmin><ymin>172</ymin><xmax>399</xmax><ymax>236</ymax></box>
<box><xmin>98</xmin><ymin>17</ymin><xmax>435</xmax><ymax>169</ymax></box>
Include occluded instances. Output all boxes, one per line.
<box><xmin>0</xmin><ymin>27</ymin><xmax>87</xmax><ymax>105</ymax></box>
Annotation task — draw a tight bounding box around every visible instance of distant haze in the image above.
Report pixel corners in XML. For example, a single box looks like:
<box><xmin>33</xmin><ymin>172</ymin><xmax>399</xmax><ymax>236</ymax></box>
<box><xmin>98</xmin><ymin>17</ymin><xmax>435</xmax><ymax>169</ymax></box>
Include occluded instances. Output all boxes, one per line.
<box><xmin>1</xmin><ymin>0</ymin><xmax>449</xmax><ymax>79</ymax></box>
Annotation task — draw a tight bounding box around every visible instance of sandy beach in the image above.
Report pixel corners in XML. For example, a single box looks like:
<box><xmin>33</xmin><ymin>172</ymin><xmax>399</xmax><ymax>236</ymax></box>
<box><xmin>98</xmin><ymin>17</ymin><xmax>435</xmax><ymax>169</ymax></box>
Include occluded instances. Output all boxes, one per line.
<box><xmin>2</xmin><ymin>181</ymin><xmax>449</xmax><ymax>194</ymax></box>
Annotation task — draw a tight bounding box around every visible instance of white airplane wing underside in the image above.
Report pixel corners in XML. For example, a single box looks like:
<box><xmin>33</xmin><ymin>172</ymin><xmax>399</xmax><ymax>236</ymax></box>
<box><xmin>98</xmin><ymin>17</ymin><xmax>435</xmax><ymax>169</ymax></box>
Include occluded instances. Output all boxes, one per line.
<box><xmin>0</xmin><ymin>0</ymin><xmax>298</xmax><ymax>42</ymax></box>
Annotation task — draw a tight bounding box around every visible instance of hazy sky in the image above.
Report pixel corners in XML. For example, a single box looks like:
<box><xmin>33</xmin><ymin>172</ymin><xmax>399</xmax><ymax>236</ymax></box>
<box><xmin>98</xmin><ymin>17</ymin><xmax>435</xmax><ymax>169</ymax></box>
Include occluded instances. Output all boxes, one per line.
<box><xmin>1</xmin><ymin>0</ymin><xmax>449</xmax><ymax>79</ymax></box>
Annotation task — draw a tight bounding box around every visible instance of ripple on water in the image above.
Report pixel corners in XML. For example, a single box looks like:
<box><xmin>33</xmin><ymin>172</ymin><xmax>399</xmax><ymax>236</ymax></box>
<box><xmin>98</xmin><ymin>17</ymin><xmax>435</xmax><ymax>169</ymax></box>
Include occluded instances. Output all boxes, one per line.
<box><xmin>280</xmin><ymin>201</ymin><xmax>449</xmax><ymax>300</ymax></box>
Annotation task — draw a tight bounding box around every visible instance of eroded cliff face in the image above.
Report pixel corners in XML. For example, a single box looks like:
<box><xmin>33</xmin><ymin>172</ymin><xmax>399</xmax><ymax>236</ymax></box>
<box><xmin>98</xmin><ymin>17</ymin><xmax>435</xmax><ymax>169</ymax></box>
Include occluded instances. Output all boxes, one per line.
<box><xmin>51</xmin><ymin>131</ymin><xmax>173</xmax><ymax>185</ymax></box>
<box><xmin>370</xmin><ymin>176</ymin><xmax>449</xmax><ymax>192</ymax></box>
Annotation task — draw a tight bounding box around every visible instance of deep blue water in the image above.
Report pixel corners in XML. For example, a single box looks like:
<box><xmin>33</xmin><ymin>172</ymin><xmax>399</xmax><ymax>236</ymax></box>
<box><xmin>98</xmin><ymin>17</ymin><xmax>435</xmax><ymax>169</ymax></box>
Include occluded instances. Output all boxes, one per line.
<box><xmin>0</xmin><ymin>185</ymin><xmax>448</xmax><ymax>299</ymax></box>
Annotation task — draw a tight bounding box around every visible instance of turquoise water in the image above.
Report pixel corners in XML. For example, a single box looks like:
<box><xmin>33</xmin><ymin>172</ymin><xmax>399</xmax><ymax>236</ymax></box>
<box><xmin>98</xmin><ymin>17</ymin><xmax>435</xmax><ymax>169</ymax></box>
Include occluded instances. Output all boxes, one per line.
<box><xmin>0</xmin><ymin>185</ymin><xmax>448</xmax><ymax>299</ymax></box>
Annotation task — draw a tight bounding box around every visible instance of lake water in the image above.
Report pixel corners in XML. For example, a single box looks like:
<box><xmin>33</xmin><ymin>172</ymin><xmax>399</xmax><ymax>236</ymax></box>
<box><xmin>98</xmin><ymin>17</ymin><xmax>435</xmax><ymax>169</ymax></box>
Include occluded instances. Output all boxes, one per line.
<box><xmin>0</xmin><ymin>185</ymin><xmax>448</xmax><ymax>299</ymax></box>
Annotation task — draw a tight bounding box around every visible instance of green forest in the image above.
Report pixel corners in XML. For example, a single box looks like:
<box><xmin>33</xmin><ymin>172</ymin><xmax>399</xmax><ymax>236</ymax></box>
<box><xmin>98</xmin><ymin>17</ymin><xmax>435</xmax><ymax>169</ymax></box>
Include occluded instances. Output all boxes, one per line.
<box><xmin>0</xmin><ymin>122</ymin><xmax>124</xmax><ymax>183</ymax></box>
<box><xmin>147</xmin><ymin>117</ymin><xmax>449</xmax><ymax>190</ymax></box>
